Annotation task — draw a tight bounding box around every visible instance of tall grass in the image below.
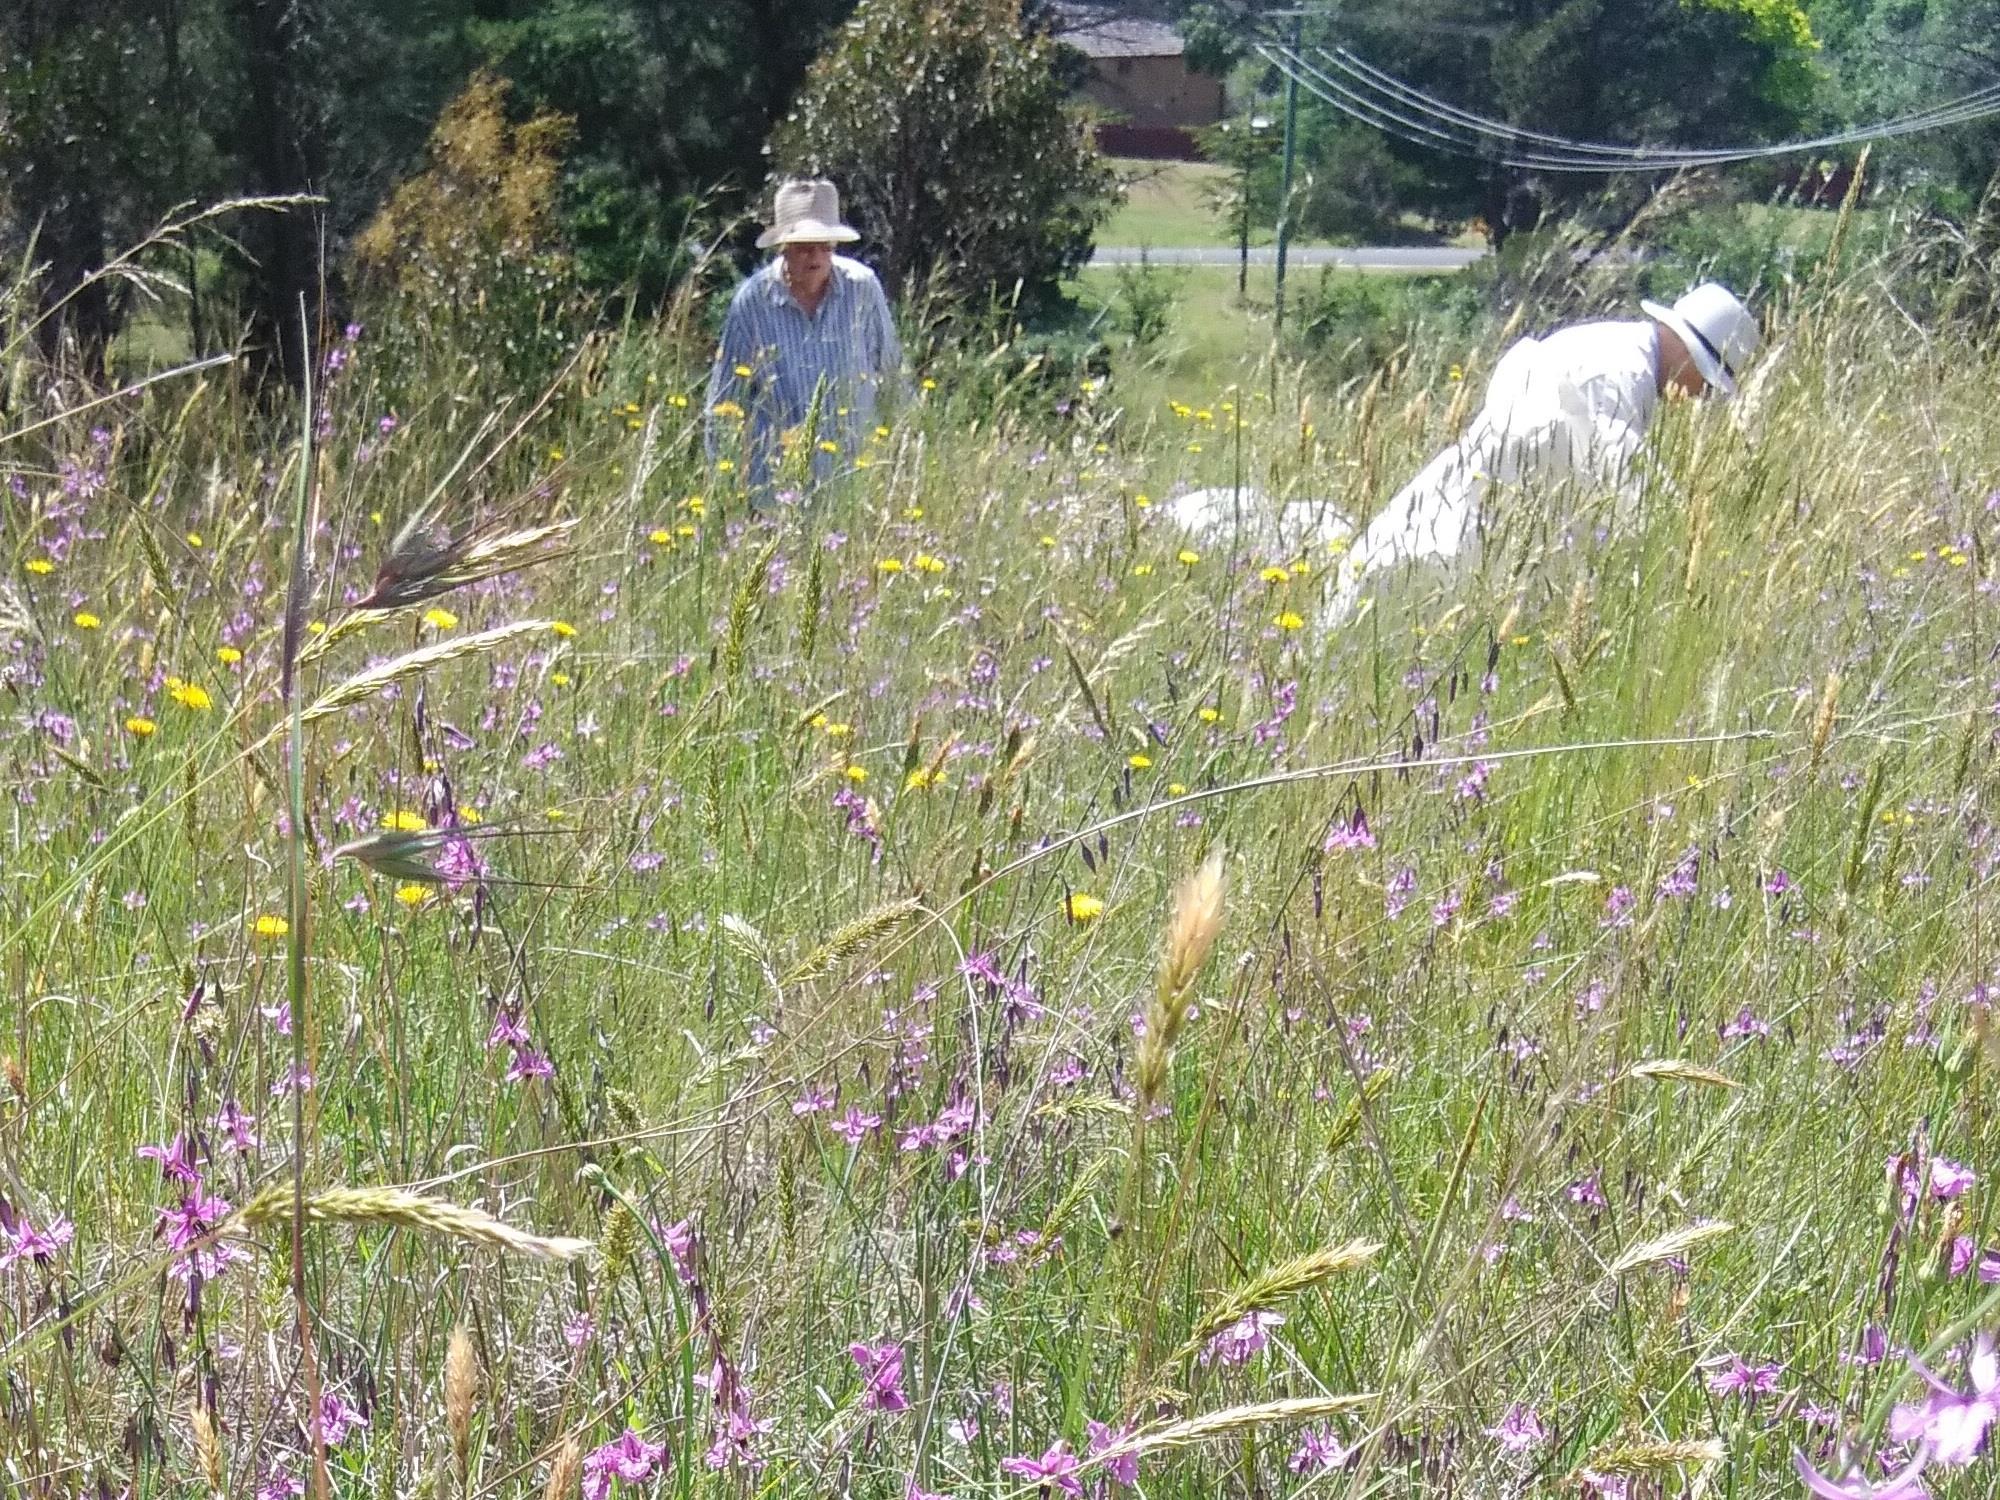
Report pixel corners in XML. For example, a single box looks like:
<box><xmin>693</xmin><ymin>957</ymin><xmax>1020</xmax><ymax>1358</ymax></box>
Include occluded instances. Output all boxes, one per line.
<box><xmin>1</xmin><ymin>208</ymin><xmax>1999</xmax><ymax>1500</ymax></box>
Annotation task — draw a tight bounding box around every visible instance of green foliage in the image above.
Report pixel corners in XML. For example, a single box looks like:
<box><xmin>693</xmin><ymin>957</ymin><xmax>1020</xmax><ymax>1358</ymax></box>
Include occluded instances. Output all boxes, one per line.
<box><xmin>1293</xmin><ymin>270</ymin><xmax>1487</xmax><ymax>379</ymax></box>
<box><xmin>770</xmin><ymin>0</ymin><xmax>1118</xmax><ymax>310</ymax></box>
<box><xmin>1111</xmin><ymin>257</ymin><xmax>1183</xmax><ymax>349</ymax></box>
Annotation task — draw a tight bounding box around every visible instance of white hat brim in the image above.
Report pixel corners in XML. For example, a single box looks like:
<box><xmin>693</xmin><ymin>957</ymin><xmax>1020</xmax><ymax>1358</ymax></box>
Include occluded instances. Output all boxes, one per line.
<box><xmin>1641</xmin><ymin>299</ymin><xmax>1735</xmax><ymax>396</ymax></box>
<box><xmin>755</xmin><ymin>219</ymin><xmax>861</xmax><ymax>250</ymax></box>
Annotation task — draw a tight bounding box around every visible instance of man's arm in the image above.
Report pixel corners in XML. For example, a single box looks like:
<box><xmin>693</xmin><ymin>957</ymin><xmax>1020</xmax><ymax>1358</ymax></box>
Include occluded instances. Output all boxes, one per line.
<box><xmin>705</xmin><ymin>294</ymin><xmax>753</xmax><ymax>465</ymax></box>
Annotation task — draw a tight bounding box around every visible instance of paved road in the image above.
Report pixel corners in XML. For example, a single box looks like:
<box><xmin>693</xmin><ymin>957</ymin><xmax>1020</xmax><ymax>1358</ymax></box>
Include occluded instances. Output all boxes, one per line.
<box><xmin>1089</xmin><ymin>244</ymin><xmax>1486</xmax><ymax>271</ymax></box>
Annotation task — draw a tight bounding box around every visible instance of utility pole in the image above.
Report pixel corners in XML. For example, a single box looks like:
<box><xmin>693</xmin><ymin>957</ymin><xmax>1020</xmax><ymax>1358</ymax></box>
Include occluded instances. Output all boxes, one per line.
<box><xmin>1272</xmin><ymin>7</ymin><xmax>1302</xmax><ymax>339</ymax></box>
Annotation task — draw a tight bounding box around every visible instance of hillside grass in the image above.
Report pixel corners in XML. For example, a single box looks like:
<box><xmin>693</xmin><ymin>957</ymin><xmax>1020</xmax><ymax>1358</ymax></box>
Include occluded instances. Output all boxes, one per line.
<box><xmin>4</xmin><ymin>232</ymin><xmax>2000</xmax><ymax>1500</ymax></box>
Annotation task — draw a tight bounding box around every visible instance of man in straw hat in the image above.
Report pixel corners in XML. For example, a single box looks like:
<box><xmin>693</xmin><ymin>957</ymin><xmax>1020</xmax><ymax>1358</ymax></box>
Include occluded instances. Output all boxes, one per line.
<box><xmin>1320</xmin><ymin>281</ymin><xmax>1761</xmax><ymax>620</ymax></box>
<box><xmin>705</xmin><ymin>179</ymin><xmax>903</xmax><ymax>495</ymax></box>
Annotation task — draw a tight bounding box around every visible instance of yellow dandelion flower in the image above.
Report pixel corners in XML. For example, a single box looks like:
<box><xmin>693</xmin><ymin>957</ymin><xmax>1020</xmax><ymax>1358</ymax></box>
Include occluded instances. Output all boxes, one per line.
<box><xmin>1177</xmin><ymin>549</ymin><xmax>1200</xmax><ymax>566</ymax></box>
<box><xmin>1128</xmin><ymin>753</ymin><xmax>1152</xmax><ymax>769</ymax></box>
<box><xmin>677</xmin><ymin>523</ymin><xmax>697</xmax><ymax>537</ymax></box>
<box><xmin>382</xmin><ymin>810</ymin><xmax>428</xmax><ymax>833</ymax></box>
<box><xmin>72</xmin><ymin>611</ymin><xmax>101</xmax><ymax>630</ymax></box>
<box><xmin>25</xmin><ymin>558</ymin><xmax>53</xmax><ymax>575</ymax></box>
<box><xmin>550</xmin><ymin>621</ymin><xmax>577</xmax><ymax>638</ymax></box>
<box><xmin>547</xmin><ymin>446</ymin><xmax>565</xmax><ymax>462</ymax></box>
<box><xmin>817</xmin><ymin>439</ymin><xmax>839</xmax><ymax>454</ymax></box>
<box><xmin>1132</xmin><ymin>563</ymin><xmax>1154</xmax><ymax>577</ymax></box>
<box><xmin>1168</xmin><ymin>782</ymin><xmax>1187</xmax><ymax>796</ymax></box>
<box><xmin>1260</xmin><ymin>566</ymin><xmax>1289</xmax><ymax>585</ymax></box>
<box><xmin>844</xmin><ymin>764</ymin><xmax>869</xmax><ymax>784</ymax></box>
<box><xmin>1134</xmin><ymin>493</ymin><xmax>1151</xmax><ymax>509</ymax></box>
<box><xmin>422</xmin><ymin>607</ymin><xmax>458</xmax><ymax>630</ymax></box>
<box><xmin>712</xmin><ymin>400</ymin><xmax>744</xmax><ymax>419</ymax></box>
<box><xmin>254</xmin><ymin>914</ymin><xmax>289</xmax><ymax>939</ymax></box>
<box><xmin>186</xmin><ymin>532</ymin><xmax>204</xmax><ymax>548</ymax></box>
<box><xmin>169</xmin><ymin>681</ymin><xmax>213</xmax><ymax>711</ymax></box>
<box><xmin>808</xmin><ymin>712</ymin><xmax>829</xmax><ymax>729</ymax></box>
<box><xmin>915</xmin><ymin>554</ymin><xmax>946</xmax><ymax>574</ymax></box>
<box><xmin>824</xmin><ymin>721</ymin><xmax>852</xmax><ymax>739</ymax></box>
<box><xmin>1038</xmin><ymin>535</ymin><xmax>1057</xmax><ymax>549</ymax></box>
<box><xmin>394</xmin><ymin>884</ymin><xmax>430</xmax><ymax>909</ymax></box>
<box><xmin>921</xmin><ymin>377</ymin><xmax>938</xmax><ymax>391</ymax></box>
<box><xmin>1065</xmin><ymin>892</ymin><xmax>1105</xmax><ymax>923</ymax></box>
<box><xmin>877</xmin><ymin>558</ymin><xmax>905</xmax><ymax>574</ymax></box>
<box><xmin>546</xmin><ymin>808</ymin><xmax>566</xmax><ymax>821</ymax></box>
<box><xmin>1198</xmin><ymin>707</ymin><xmax>1221</xmax><ymax>723</ymax></box>
<box><xmin>457</xmin><ymin>804</ymin><xmax>483</xmax><ymax>824</ymax></box>
<box><xmin>903</xmin><ymin>506</ymin><xmax>924</xmax><ymax>520</ymax></box>
<box><xmin>905</xmin><ymin>767</ymin><xmax>934</xmax><ymax>791</ymax></box>
<box><xmin>733</xmin><ymin>363</ymin><xmax>754</xmax><ymax>378</ymax></box>
<box><xmin>1275</xmin><ymin>611</ymin><xmax>1305</xmax><ymax>631</ymax></box>
<box><xmin>217</xmin><ymin>645</ymin><xmax>243</xmax><ymax>665</ymax></box>
<box><xmin>1448</xmin><ymin>365</ymin><xmax>1464</xmax><ymax>382</ymax></box>
<box><xmin>649</xmin><ymin>528</ymin><xmax>673</xmax><ymax>545</ymax></box>
<box><xmin>1290</xmin><ymin>559</ymin><xmax>1311</xmax><ymax>576</ymax></box>
<box><xmin>669</xmin><ymin>392</ymin><xmax>689</xmax><ymax>408</ymax></box>
<box><xmin>125</xmin><ymin>715</ymin><xmax>157</xmax><ymax>737</ymax></box>
<box><xmin>716</xmin><ymin>459</ymin><xmax>736</xmax><ymax>473</ymax></box>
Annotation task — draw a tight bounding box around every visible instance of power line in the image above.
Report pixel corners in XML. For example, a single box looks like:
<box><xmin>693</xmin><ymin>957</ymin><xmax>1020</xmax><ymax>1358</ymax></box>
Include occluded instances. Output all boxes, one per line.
<box><xmin>1252</xmin><ymin>36</ymin><xmax>2000</xmax><ymax>173</ymax></box>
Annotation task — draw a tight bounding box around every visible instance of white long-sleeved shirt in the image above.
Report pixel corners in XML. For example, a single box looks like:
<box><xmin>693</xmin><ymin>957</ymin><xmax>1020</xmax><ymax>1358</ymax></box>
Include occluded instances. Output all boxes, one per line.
<box><xmin>1330</xmin><ymin>319</ymin><xmax>1663</xmax><ymax>615</ymax></box>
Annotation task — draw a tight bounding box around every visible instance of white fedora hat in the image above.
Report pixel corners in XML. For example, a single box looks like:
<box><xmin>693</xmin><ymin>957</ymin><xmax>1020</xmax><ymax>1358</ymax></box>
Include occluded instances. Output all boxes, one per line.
<box><xmin>1640</xmin><ymin>282</ymin><xmax>1760</xmax><ymax>396</ymax></box>
<box><xmin>756</xmin><ymin>179</ymin><xmax>861</xmax><ymax>250</ymax></box>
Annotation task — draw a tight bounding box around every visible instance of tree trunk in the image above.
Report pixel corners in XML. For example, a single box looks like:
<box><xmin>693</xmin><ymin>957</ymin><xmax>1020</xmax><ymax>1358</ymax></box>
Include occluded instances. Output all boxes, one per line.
<box><xmin>227</xmin><ymin>0</ymin><xmax>327</xmax><ymax>390</ymax></box>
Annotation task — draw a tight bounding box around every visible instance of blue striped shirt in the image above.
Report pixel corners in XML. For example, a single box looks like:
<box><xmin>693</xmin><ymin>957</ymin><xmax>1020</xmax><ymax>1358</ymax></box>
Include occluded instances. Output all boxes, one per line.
<box><xmin>704</xmin><ymin>255</ymin><xmax>903</xmax><ymax>488</ymax></box>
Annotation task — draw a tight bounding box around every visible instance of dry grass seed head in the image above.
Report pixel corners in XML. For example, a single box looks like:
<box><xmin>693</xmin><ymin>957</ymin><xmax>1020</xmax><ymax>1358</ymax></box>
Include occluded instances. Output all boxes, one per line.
<box><xmin>446</xmin><ymin>1324</ymin><xmax>479</xmax><ymax>1478</ymax></box>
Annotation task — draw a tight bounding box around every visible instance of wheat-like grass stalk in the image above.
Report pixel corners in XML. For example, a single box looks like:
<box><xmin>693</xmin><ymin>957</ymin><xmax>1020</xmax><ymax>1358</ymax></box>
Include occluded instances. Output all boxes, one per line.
<box><xmin>1170</xmin><ymin>1240</ymin><xmax>1382</xmax><ymax>1366</ymax></box>
<box><xmin>1618</xmin><ymin>1058</ymin><xmax>1740</xmax><ymax>1090</ymax></box>
<box><xmin>724</xmin><ymin>537</ymin><xmax>778</xmax><ymax>682</ymax></box>
<box><xmin>1806</xmin><ymin>670</ymin><xmax>1841</xmax><ymax>780</ymax></box>
<box><xmin>1134</xmin><ymin>846</ymin><xmax>1227</xmax><ymax>1109</ymax></box>
<box><xmin>1090</xmin><ymin>1394</ymin><xmax>1376</xmax><ymax>1466</ymax></box>
<box><xmin>1606</xmin><ymin>1221</ymin><xmax>1735</xmax><ymax>1277</ymax></box>
<box><xmin>1567</xmin><ymin>1436</ymin><xmax>1724</xmax><ymax>1481</ymax></box>
<box><xmin>356</xmin><ymin>516</ymin><xmax>577</xmax><ymax>611</ymax></box>
<box><xmin>189</xmin><ymin>1399</ymin><xmax>224</xmax><ymax>1497</ymax></box>
<box><xmin>781</xmin><ymin>896</ymin><xmax>922</xmax><ymax>985</ymax></box>
<box><xmin>239</xmin><ymin>1185</ymin><xmax>593</xmax><ymax>1261</ymax></box>
<box><xmin>302</xmin><ymin>620</ymin><xmax>557</xmax><ymax>723</ymax></box>
<box><xmin>542</xmin><ymin>1437</ymin><xmax>582</xmax><ymax>1500</ymax></box>
<box><xmin>445</xmin><ymin>1324</ymin><xmax>478</xmax><ymax>1492</ymax></box>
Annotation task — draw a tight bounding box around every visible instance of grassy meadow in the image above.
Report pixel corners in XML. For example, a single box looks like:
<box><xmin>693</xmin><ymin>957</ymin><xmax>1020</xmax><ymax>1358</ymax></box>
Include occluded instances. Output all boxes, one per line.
<box><xmin>6</xmin><ymin>228</ymin><xmax>2000</xmax><ymax>1500</ymax></box>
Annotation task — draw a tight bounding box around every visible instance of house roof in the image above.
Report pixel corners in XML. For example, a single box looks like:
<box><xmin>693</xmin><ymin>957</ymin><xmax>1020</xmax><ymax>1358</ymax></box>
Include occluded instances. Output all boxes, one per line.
<box><xmin>1052</xmin><ymin>3</ymin><xmax>1187</xmax><ymax>59</ymax></box>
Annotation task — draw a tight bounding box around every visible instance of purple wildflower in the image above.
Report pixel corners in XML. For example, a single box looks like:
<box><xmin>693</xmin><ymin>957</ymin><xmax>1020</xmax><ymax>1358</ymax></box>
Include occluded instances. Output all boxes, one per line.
<box><xmin>1792</xmin><ymin>1449</ymin><xmax>1930</xmax><ymax>1500</ymax></box>
<box><xmin>849</xmin><ymin>1339</ymin><xmax>910</xmax><ymax>1412</ymax></box>
<box><xmin>1000</xmin><ymin>1442</ymin><xmax>1084</xmax><ymax>1497</ymax></box>
<box><xmin>1485</xmin><ymin>1402</ymin><xmax>1547</xmax><ymax>1452</ymax></box>
<box><xmin>1198</xmin><ymin>1309</ymin><xmax>1283</xmax><ymax>1367</ymax></box>
<box><xmin>1705</xmin><ymin>1354</ymin><xmax>1782</xmax><ymax>1400</ymax></box>
<box><xmin>830</xmin><ymin>1105</ymin><xmax>882</xmax><ymax>1145</ymax></box>
<box><xmin>1891</xmin><ymin>1335</ymin><xmax>2000</xmax><ymax>1465</ymax></box>
<box><xmin>0</xmin><ymin>1211</ymin><xmax>74</xmax><ymax>1268</ymax></box>
<box><xmin>1087</xmin><ymin>1420</ymin><xmax>1138</xmax><ymax>1487</ymax></box>
<box><xmin>137</xmin><ymin>1134</ymin><xmax>200</xmax><ymax>1183</ymax></box>
<box><xmin>582</xmin><ymin>1427</ymin><xmax>668</xmax><ymax>1500</ymax></box>
<box><xmin>1287</xmin><ymin>1428</ymin><xmax>1357</xmax><ymax>1473</ymax></box>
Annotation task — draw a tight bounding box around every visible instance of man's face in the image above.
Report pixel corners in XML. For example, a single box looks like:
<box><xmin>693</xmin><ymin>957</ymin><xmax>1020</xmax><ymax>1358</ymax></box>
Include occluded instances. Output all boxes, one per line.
<box><xmin>782</xmin><ymin>242</ymin><xmax>835</xmax><ymax>299</ymax></box>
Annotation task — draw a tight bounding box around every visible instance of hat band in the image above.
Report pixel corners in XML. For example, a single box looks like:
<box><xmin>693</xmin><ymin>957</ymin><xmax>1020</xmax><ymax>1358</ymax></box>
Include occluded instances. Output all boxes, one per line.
<box><xmin>1684</xmin><ymin>321</ymin><xmax>1735</xmax><ymax>380</ymax></box>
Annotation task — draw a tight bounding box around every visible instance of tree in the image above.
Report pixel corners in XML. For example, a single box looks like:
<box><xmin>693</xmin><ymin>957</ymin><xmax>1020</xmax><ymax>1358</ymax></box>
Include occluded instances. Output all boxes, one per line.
<box><xmin>769</xmin><ymin>0</ymin><xmax>1118</xmax><ymax>309</ymax></box>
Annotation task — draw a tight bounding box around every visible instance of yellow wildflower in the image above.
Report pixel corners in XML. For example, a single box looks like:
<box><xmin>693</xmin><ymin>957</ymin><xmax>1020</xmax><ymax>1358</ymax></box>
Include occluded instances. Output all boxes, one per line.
<box><xmin>649</xmin><ymin>528</ymin><xmax>673</xmax><ymax>545</ymax></box>
<box><xmin>733</xmin><ymin>363</ymin><xmax>754</xmax><ymax>378</ymax></box>
<box><xmin>1260</xmin><ymin>566</ymin><xmax>1289</xmax><ymax>585</ymax></box>
<box><xmin>217</xmin><ymin>646</ymin><xmax>243</xmax><ymax>665</ymax></box>
<box><xmin>382</xmin><ymin>811</ymin><xmax>428</xmax><ymax>833</ymax></box>
<box><xmin>905</xmin><ymin>768</ymin><xmax>934</xmax><ymax>791</ymax></box>
<box><xmin>254</xmin><ymin>914</ymin><xmax>289</xmax><ymax>939</ymax></box>
<box><xmin>1168</xmin><ymin>782</ymin><xmax>1187</xmax><ymax>796</ymax></box>
<box><xmin>1132</xmin><ymin>564</ymin><xmax>1154</xmax><ymax>577</ymax></box>
<box><xmin>422</xmin><ymin>607</ymin><xmax>458</xmax><ymax>630</ymax></box>
<box><xmin>1128</xmin><ymin>753</ymin><xmax>1152</xmax><ymax>770</ymax></box>
<box><xmin>185</xmin><ymin>533</ymin><xmax>204</xmax><ymax>548</ymax></box>
<box><xmin>1275</xmin><ymin>611</ymin><xmax>1305</xmax><ymax>631</ymax></box>
<box><xmin>24</xmin><ymin>559</ymin><xmax>53</xmax><ymax>575</ymax></box>
<box><xmin>394</xmin><ymin>884</ymin><xmax>430</xmax><ymax>909</ymax></box>
<box><xmin>1065</xmin><ymin>892</ymin><xmax>1105</xmax><ymax>923</ymax></box>
<box><xmin>1198</xmin><ymin>707</ymin><xmax>1221</xmax><ymax>723</ymax></box>
<box><xmin>125</xmin><ymin>716</ymin><xmax>156</xmax><ymax>737</ymax></box>
<box><xmin>1134</xmin><ymin>493</ymin><xmax>1151</xmax><ymax>509</ymax></box>
<box><xmin>825</xmin><ymin>722</ymin><xmax>853</xmax><ymax>739</ymax></box>
<box><xmin>550</xmin><ymin>621</ymin><xmax>577</xmax><ymax>638</ymax></box>
<box><xmin>169</xmin><ymin>681</ymin><xmax>213</xmax><ymax>711</ymax></box>
<box><xmin>845</xmin><ymin>765</ymin><xmax>869</xmax><ymax>784</ymax></box>
<box><xmin>877</xmin><ymin>558</ymin><xmax>905</xmax><ymax>574</ymax></box>
<box><xmin>457</xmin><ymin>804</ymin><xmax>483</xmax><ymax>824</ymax></box>
<box><xmin>921</xmin><ymin>377</ymin><xmax>938</xmax><ymax>391</ymax></box>
<box><xmin>72</xmin><ymin>611</ymin><xmax>101</xmax><ymax>630</ymax></box>
<box><xmin>1177</xmin><ymin>549</ymin><xmax>1200</xmax><ymax>566</ymax></box>
<box><xmin>551</xmin><ymin>672</ymin><xmax>572</xmax><ymax>687</ymax></box>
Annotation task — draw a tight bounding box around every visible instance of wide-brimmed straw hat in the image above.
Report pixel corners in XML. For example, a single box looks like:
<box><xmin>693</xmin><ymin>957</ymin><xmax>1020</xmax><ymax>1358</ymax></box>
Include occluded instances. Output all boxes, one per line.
<box><xmin>755</xmin><ymin>179</ymin><xmax>860</xmax><ymax>250</ymax></box>
<box><xmin>1640</xmin><ymin>282</ymin><xmax>1760</xmax><ymax>396</ymax></box>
